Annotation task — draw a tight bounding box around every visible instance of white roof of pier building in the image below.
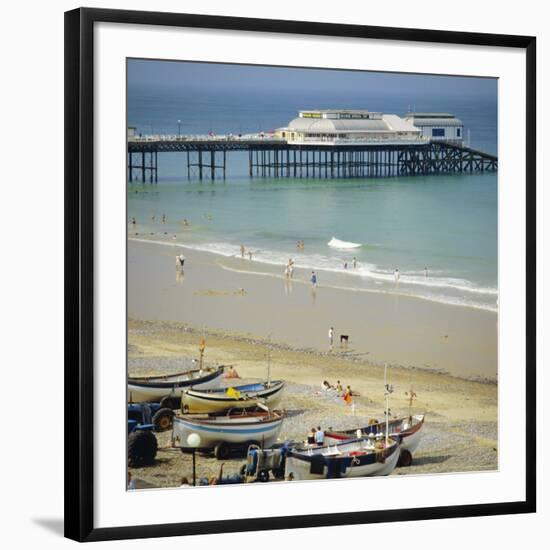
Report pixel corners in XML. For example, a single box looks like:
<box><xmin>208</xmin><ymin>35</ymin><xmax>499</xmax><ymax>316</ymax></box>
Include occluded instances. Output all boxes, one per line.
<box><xmin>405</xmin><ymin>112</ymin><xmax>463</xmax><ymax>127</ymax></box>
<box><xmin>285</xmin><ymin>109</ymin><xmax>420</xmax><ymax>134</ymax></box>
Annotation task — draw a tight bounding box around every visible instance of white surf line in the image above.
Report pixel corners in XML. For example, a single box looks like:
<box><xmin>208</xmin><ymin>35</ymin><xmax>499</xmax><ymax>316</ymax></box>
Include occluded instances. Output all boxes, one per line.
<box><xmin>130</xmin><ymin>237</ymin><xmax>496</xmax><ymax>297</ymax></box>
<box><xmin>129</xmin><ymin>238</ymin><xmax>497</xmax><ymax>313</ymax></box>
<box><xmin>216</xmin><ymin>261</ymin><xmax>497</xmax><ymax>313</ymax></box>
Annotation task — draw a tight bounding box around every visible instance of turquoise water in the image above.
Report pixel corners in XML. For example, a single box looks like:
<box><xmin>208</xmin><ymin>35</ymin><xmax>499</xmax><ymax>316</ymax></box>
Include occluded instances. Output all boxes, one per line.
<box><xmin>127</xmin><ymin>66</ymin><xmax>498</xmax><ymax>312</ymax></box>
<box><xmin>128</xmin><ymin>173</ymin><xmax>497</xmax><ymax>311</ymax></box>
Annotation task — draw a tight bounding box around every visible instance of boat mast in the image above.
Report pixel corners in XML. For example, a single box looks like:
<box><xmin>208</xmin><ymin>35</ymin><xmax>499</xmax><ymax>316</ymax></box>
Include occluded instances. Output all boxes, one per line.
<box><xmin>407</xmin><ymin>385</ymin><xmax>417</xmax><ymax>419</ymax></box>
<box><xmin>267</xmin><ymin>334</ymin><xmax>272</xmax><ymax>388</ymax></box>
<box><xmin>384</xmin><ymin>363</ymin><xmax>393</xmax><ymax>447</ymax></box>
<box><xmin>199</xmin><ymin>337</ymin><xmax>206</xmax><ymax>372</ymax></box>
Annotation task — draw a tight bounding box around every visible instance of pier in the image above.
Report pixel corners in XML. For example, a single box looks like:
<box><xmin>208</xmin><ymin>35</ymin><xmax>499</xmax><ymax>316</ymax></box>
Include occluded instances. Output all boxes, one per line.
<box><xmin>127</xmin><ymin>135</ymin><xmax>497</xmax><ymax>182</ymax></box>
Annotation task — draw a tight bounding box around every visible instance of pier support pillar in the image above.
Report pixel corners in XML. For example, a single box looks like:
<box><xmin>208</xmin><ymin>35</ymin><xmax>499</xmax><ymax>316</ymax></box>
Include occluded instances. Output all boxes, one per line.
<box><xmin>141</xmin><ymin>151</ymin><xmax>145</xmax><ymax>183</ymax></box>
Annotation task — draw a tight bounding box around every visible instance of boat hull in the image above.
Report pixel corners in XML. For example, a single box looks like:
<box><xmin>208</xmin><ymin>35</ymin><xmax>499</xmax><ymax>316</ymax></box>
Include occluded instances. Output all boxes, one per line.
<box><xmin>325</xmin><ymin>414</ymin><xmax>425</xmax><ymax>456</ymax></box>
<box><xmin>285</xmin><ymin>439</ymin><xmax>400</xmax><ymax>481</ymax></box>
<box><xmin>173</xmin><ymin>412</ymin><xmax>284</xmax><ymax>449</ymax></box>
<box><xmin>128</xmin><ymin>367</ymin><xmax>224</xmax><ymax>403</ymax></box>
<box><xmin>181</xmin><ymin>381</ymin><xmax>284</xmax><ymax>413</ymax></box>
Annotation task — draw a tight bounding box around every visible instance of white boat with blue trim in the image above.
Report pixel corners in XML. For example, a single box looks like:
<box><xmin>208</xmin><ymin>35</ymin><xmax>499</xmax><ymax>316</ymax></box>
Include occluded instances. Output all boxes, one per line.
<box><xmin>172</xmin><ymin>410</ymin><xmax>285</xmax><ymax>457</ymax></box>
<box><xmin>127</xmin><ymin>365</ymin><xmax>225</xmax><ymax>403</ymax></box>
<box><xmin>284</xmin><ymin>435</ymin><xmax>400</xmax><ymax>480</ymax></box>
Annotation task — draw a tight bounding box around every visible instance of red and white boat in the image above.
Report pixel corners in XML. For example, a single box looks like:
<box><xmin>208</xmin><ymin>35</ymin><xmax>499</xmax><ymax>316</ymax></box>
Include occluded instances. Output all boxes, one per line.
<box><xmin>324</xmin><ymin>414</ymin><xmax>425</xmax><ymax>466</ymax></box>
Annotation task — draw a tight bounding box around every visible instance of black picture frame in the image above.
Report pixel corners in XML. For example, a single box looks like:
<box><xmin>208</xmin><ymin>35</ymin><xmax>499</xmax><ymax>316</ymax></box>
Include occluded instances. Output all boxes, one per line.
<box><xmin>65</xmin><ymin>7</ymin><xmax>536</xmax><ymax>542</ymax></box>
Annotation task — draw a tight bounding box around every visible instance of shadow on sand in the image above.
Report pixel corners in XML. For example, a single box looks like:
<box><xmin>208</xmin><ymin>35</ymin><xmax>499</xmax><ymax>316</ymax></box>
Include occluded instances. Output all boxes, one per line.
<box><xmin>411</xmin><ymin>454</ymin><xmax>452</xmax><ymax>466</ymax></box>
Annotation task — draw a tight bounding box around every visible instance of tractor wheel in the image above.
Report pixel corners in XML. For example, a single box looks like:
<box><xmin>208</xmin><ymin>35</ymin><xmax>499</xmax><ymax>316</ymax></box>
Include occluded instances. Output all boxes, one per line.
<box><xmin>214</xmin><ymin>442</ymin><xmax>231</xmax><ymax>460</ymax></box>
<box><xmin>272</xmin><ymin>467</ymin><xmax>285</xmax><ymax>480</ymax></box>
<box><xmin>398</xmin><ymin>450</ymin><xmax>413</xmax><ymax>467</ymax></box>
<box><xmin>160</xmin><ymin>395</ymin><xmax>180</xmax><ymax>410</ymax></box>
<box><xmin>239</xmin><ymin>464</ymin><xmax>247</xmax><ymax>476</ymax></box>
<box><xmin>128</xmin><ymin>430</ymin><xmax>158</xmax><ymax>467</ymax></box>
<box><xmin>258</xmin><ymin>470</ymin><xmax>270</xmax><ymax>482</ymax></box>
<box><xmin>152</xmin><ymin>408</ymin><xmax>175</xmax><ymax>432</ymax></box>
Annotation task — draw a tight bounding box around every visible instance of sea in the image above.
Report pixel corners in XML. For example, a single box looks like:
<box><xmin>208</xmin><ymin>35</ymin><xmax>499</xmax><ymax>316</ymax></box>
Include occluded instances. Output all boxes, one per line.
<box><xmin>127</xmin><ymin>81</ymin><xmax>498</xmax><ymax>313</ymax></box>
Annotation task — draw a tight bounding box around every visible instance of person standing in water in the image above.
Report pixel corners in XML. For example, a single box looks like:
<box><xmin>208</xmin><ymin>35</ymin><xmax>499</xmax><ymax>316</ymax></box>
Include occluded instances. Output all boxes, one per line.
<box><xmin>248</xmin><ymin>250</ymin><xmax>253</xmax><ymax>261</ymax></box>
<box><xmin>424</xmin><ymin>266</ymin><xmax>428</xmax><ymax>278</ymax></box>
<box><xmin>353</xmin><ymin>257</ymin><xmax>357</xmax><ymax>269</ymax></box>
<box><xmin>394</xmin><ymin>269</ymin><xmax>400</xmax><ymax>283</ymax></box>
<box><xmin>287</xmin><ymin>258</ymin><xmax>295</xmax><ymax>278</ymax></box>
<box><xmin>162</xmin><ymin>213</ymin><xmax>166</xmax><ymax>224</ymax></box>
<box><xmin>310</xmin><ymin>271</ymin><xmax>317</xmax><ymax>287</ymax></box>
<box><xmin>240</xmin><ymin>244</ymin><xmax>245</xmax><ymax>258</ymax></box>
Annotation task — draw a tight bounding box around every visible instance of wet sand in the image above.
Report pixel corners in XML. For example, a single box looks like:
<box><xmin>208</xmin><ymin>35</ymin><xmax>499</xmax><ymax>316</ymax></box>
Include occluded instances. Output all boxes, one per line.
<box><xmin>128</xmin><ymin>239</ymin><xmax>497</xmax><ymax>380</ymax></box>
<box><xmin>127</xmin><ymin>319</ymin><xmax>498</xmax><ymax>489</ymax></box>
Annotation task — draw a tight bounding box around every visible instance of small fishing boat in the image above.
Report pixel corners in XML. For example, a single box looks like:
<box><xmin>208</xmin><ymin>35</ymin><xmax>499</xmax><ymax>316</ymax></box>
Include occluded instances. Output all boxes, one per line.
<box><xmin>284</xmin><ymin>436</ymin><xmax>400</xmax><ymax>480</ymax></box>
<box><xmin>127</xmin><ymin>365</ymin><xmax>225</xmax><ymax>403</ymax></box>
<box><xmin>324</xmin><ymin>414</ymin><xmax>425</xmax><ymax>466</ymax></box>
<box><xmin>173</xmin><ymin>409</ymin><xmax>285</xmax><ymax>459</ymax></box>
<box><xmin>181</xmin><ymin>380</ymin><xmax>285</xmax><ymax>413</ymax></box>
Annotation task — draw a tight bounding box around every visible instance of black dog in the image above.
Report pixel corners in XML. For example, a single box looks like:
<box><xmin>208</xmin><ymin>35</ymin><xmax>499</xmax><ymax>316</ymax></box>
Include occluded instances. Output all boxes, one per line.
<box><xmin>340</xmin><ymin>334</ymin><xmax>349</xmax><ymax>345</ymax></box>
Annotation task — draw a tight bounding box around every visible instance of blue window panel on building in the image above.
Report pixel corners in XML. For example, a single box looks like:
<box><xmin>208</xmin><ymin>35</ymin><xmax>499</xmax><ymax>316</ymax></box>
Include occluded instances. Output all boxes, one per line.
<box><xmin>432</xmin><ymin>128</ymin><xmax>445</xmax><ymax>137</ymax></box>
<box><xmin>457</xmin><ymin>128</ymin><xmax>461</xmax><ymax>137</ymax></box>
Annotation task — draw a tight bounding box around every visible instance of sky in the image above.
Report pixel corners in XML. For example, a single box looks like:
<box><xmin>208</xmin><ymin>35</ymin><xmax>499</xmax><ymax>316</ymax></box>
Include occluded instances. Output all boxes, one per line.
<box><xmin>128</xmin><ymin>58</ymin><xmax>497</xmax><ymax>99</ymax></box>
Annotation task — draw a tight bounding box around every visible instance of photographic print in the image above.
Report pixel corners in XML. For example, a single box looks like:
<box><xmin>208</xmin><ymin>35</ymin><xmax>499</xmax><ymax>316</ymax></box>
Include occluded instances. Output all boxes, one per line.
<box><xmin>126</xmin><ymin>59</ymin><xmax>498</xmax><ymax>489</ymax></box>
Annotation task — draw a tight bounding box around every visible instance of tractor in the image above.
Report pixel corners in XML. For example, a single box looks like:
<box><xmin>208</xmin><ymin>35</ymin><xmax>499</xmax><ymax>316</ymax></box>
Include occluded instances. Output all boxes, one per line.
<box><xmin>127</xmin><ymin>403</ymin><xmax>172</xmax><ymax>467</ymax></box>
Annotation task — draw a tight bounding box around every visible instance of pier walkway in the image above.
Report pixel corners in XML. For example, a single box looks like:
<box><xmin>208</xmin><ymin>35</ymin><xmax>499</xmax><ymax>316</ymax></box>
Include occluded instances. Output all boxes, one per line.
<box><xmin>127</xmin><ymin>134</ymin><xmax>497</xmax><ymax>182</ymax></box>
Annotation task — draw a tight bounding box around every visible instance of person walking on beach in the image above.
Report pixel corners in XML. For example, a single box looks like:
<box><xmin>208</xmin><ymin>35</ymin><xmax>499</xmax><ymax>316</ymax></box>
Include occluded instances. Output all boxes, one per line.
<box><xmin>344</xmin><ymin>261</ymin><xmax>348</xmax><ymax>270</ymax></box>
<box><xmin>328</xmin><ymin>327</ymin><xmax>334</xmax><ymax>351</ymax></box>
<box><xmin>176</xmin><ymin>254</ymin><xmax>185</xmax><ymax>270</ymax></box>
<box><xmin>240</xmin><ymin>244</ymin><xmax>245</xmax><ymax>258</ymax></box>
<box><xmin>394</xmin><ymin>269</ymin><xmax>400</xmax><ymax>283</ymax></box>
<box><xmin>248</xmin><ymin>250</ymin><xmax>253</xmax><ymax>261</ymax></box>
<box><xmin>314</xmin><ymin>426</ymin><xmax>325</xmax><ymax>446</ymax></box>
<box><xmin>310</xmin><ymin>271</ymin><xmax>317</xmax><ymax>287</ymax></box>
<box><xmin>343</xmin><ymin>386</ymin><xmax>353</xmax><ymax>405</ymax></box>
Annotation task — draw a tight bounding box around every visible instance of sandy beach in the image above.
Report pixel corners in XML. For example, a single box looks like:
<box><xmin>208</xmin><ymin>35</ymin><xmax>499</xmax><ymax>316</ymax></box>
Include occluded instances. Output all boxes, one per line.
<box><xmin>127</xmin><ymin>317</ymin><xmax>497</xmax><ymax>489</ymax></box>
<box><xmin>128</xmin><ymin>239</ymin><xmax>497</xmax><ymax>381</ymax></box>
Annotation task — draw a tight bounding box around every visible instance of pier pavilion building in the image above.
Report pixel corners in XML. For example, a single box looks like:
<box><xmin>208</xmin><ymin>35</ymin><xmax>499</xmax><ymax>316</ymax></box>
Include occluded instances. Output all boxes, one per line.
<box><xmin>275</xmin><ymin>109</ymin><xmax>425</xmax><ymax>146</ymax></box>
<box><xmin>404</xmin><ymin>112</ymin><xmax>464</xmax><ymax>145</ymax></box>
